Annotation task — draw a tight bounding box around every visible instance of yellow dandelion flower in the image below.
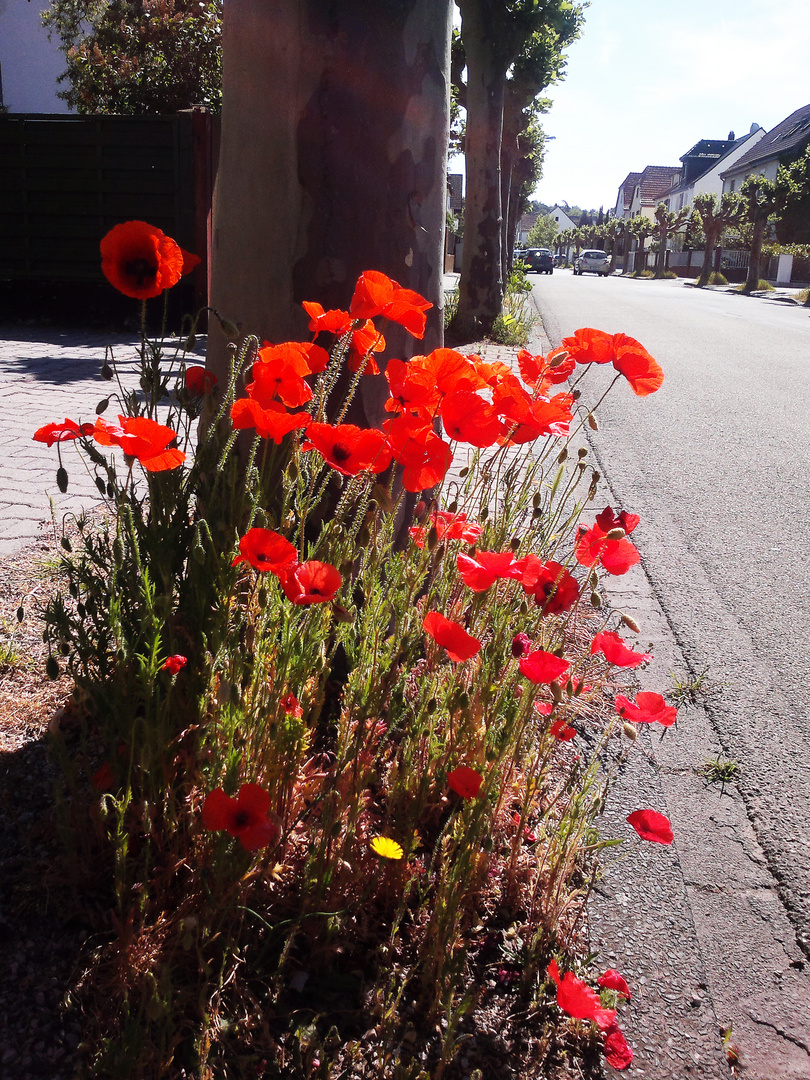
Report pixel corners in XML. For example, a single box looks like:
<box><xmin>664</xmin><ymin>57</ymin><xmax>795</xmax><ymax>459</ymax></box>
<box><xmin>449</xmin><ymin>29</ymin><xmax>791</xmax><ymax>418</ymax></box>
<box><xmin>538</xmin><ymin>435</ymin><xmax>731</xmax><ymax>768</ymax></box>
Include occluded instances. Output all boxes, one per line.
<box><xmin>370</xmin><ymin>835</ymin><xmax>404</xmax><ymax>860</ymax></box>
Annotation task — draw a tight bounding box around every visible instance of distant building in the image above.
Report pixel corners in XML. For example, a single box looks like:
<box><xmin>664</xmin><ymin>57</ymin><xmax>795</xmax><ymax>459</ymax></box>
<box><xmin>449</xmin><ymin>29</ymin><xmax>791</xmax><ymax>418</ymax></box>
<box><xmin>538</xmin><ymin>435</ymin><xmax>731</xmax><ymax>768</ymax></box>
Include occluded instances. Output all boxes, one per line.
<box><xmin>626</xmin><ymin>165</ymin><xmax>681</xmax><ymax>220</ymax></box>
<box><xmin>661</xmin><ymin>127</ymin><xmax>766</xmax><ymax>212</ymax></box>
<box><xmin>0</xmin><ymin>1</ymin><xmax>68</xmax><ymax>113</ymax></box>
<box><xmin>547</xmin><ymin>205</ymin><xmax>578</xmax><ymax>233</ymax></box>
<box><xmin>613</xmin><ymin>172</ymin><xmax>641</xmax><ymax>219</ymax></box>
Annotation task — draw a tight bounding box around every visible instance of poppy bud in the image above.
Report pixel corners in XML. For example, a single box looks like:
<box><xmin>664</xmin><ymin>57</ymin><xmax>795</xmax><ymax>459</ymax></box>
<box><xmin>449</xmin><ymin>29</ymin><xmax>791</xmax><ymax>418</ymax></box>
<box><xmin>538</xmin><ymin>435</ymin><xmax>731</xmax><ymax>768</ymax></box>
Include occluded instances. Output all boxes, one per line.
<box><xmin>620</xmin><ymin>613</ymin><xmax>641</xmax><ymax>633</ymax></box>
<box><xmin>578</xmin><ymin>447</ymin><xmax>588</xmax><ymax>459</ymax></box>
<box><xmin>458</xmin><ymin>467</ymin><xmax>469</xmax><ymax>478</ymax></box>
<box><xmin>587</xmin><ymin>413</ymin><xmax>599</xmax><ymax>430</ymax></box>
<box><xmin>56</xmin><ymin>467</ymin><xmax>68</xmax><ymax>493</ymax></box>
<box><xmin>427</xmin><ymin>526</ymin><xmax>439</xmax><ymax>551</ymax></box>
<box><xmin>95</xmin><ymin>477</ymin><xmax>106</xmax><ymax>495</ymax></box>
<box><xmin>550</xmin><ymin>681</ymin><xmax>563</xmax><ymax>703</ymax></box>
<box><xmin>588</xmin><ymin>571</ymin><xmax>599</xmax><ymax>589</ymax></box>
<box><xmin>571</xmin><ymin>388</ymin><xmax>581</xmax><ymax>400</ymax></box>
<box><xmin>426</xmin><ymin>698</ymin><xmax>437</xmax><ymax>714</ymax></box>
<box><xmin>100</xmin><ymin>361</ymin><xmax>114</xmax><ymax>381</ymax></box>
<box><xmin>372</xmin><ymin>484</ymin><xmax>394</xmax><ymax>512</ymax></box>
<box><xmin>533</xmin><ymin>492</ymin><xmax>542</xmax><ymax>510</ymax></box>
<box><xmin>606</xmin><ymin>527</ymin><xmax>626</xmax><ymax>540</ymax></box>
<box><xmin>46</xmin><ymin>655</ymin><xmax>60</xmax><ymax>680</ymax></box>
<box><xmin>480</xmin><ymin>505</ymin><xmax>489</xmax><ymax>520</ymax></box>
<box><xmin>549</xmin><ymin>350</ymin><xmax>568</xmax><ymax>368</ymax></box>
<box><xmin>96</xmin><ymin>397</ymin><xmax>110</xmax><ymax>414</ymax></box>
<box><xmin>332</xmin><ymin>604</ymin><xmax>355</xmax><ymax>624</ymax></box>
<box><xmin>623</xmin><ymin>722</ymin><xmax>638</xmax><ymax>741</ymax></box>
<box><xmin>220</xmin><ymin>317</ymin><xmax>241</xmax><ymax>340</ymax></box>
<box><xmin>185</xmin><ymin>332</ymin><xmax>197</xmax><ymax>352</ymax></box>
<box><xmin>61</xmin><ymin>536</ymin><xmax>72</xmax><ymax>552</ymax></box>
<box><xmin>16</xmin><ymin>605</ymin><xmax>24</xmax><ymax>623</ymax></box>
<box><xmin>113</xmin><ymin>537</ymin><xmax>123</xmax><ymax>565</ymax></box>
<box><xmin>106</xmin><ymin>482</ymin><xmax>115</xmax><ymax>499</ymax></box>
<box><xmin>447</xmin><ymin>500</ymin><xmax>458</xmax><ymax>513</ymax></box>
<box><xmin>257</xmin><ymin>586</ymin><xmax>268</xmax><ymax>609</ymax></box>
<box><xmin>565</xmin><ymin>677</ymin><xmax>574</xmax><ymax>695</ymax></box>
<box><xmin>510</xmin><ymin>536</ymin><xmax>520</xmax><ymax>551</ymax></box>
<box><xmin>357</xmin><ymin>525</ymin><xmax>371</xmax><ymax>548</ymax></box>
<box><xmin>590</xmin><ymin>591</ymin><xmax>602</xmax><ymax>608</ymax></box>
<box><xmin>557</xmin><ymin>448</ymin><xmax>568</xmax><ymax>463</ymax></box>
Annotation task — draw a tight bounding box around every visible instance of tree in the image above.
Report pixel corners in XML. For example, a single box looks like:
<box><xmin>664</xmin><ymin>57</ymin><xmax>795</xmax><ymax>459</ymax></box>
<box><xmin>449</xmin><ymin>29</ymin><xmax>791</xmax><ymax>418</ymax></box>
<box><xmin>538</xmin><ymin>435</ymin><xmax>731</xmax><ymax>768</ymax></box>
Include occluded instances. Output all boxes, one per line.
<box><xmin>628</xmin><ymin>216</ymin><xmax>655</xmax><ymax>273</ymax></box>
<box><xmin>775</xmin><ymin>145</ymin><xmax>810</xmax><ymax>246</ymax></box>
<box><xmin>739</xmin><ymin>174</ymin><xmax>779</xmax><ymax>293</ymax></box>
<box><xmin>453</xmin><ymin>0</ymin><xmax>583</xmax><ymax>338</ymax></box>
<box><xmin>691</xmin><ymin>192</ymin><xmax>744</xmax><ymax>287</ymax></box>
<box><xmin>208</xmin><ymin>0</ymin><xmax>453</xmax><ymax>431</ymax></box>
<box><xmin>652</xmin><ymin>202</ymin><xmax>690</xmax><ymax>278</ymax></box>
<box><xmin>43</xmin><ymin>0</ymin><xmax>223</xmax><ymax>113</ymax></box>
<box><xmin>602</xmin><ymin>217</ymin><xmax>624</xmax><ymax>273</ymax></box>
<box><xmin>526</xmin><ymin>213</ymin><xmax>558</xmax><ymax>248</ymax></box>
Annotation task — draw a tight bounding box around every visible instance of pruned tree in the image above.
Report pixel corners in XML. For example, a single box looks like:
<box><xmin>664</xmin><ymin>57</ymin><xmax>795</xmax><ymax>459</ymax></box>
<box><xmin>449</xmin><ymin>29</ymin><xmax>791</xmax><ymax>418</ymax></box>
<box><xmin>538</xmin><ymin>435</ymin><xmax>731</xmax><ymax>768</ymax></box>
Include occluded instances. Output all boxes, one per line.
<box><xmin>42</xmin><ymin>0</ymin><xmax>223</xmax><ymax>113</ymax></box>
<box><xmin>739</xmin><ymin>175</ymin><xmax>779</xmax><ymax>294</ymax></box>
<box><xmin>628</xmin><ymin>216</ymin><xmax>655</xmax><ymax>273</ymax></box>
<box><xmin>653</xmin><ymin>202</ymin><xmax>691</xmax><ymax>278</ymax></box>
<box><xmin>208</xmin><ymin>0</ymin><xmax>453</xmax><ymax>432</ymax></box>
<box><xmin>603</xmin><ymin>217</ymin><xmax>625</xmax><ymax>273</ymax></box>
<box><xmin>691</xmin><ymin>192</ymin><xmax>744</xmax><ymax>287</ymax></box>
<box><xmin>453</xmin><ymin>0</ymin><xmax>583</xmax><ymax>338</ymax></box>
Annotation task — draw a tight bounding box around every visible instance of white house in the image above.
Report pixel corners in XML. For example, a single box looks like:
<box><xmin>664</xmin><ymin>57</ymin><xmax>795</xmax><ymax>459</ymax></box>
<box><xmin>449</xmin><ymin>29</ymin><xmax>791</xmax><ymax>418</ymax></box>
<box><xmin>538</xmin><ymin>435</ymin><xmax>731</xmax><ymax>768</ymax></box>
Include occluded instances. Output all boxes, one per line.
<box><xmin>662</xmin><ymin>126</ymin><xmax>766</xmax><ymax>212</ymax></box>
<box><xmin>720</xmin><ymin>103</ymin><xmax>810</xmax><ymax>193</ymax></box>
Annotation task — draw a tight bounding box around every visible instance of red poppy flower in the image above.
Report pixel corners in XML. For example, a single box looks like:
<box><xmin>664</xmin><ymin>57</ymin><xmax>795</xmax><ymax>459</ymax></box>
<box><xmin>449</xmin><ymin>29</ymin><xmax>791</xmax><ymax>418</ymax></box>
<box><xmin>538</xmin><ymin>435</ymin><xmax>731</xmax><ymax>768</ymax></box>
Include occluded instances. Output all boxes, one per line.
<box><xmin>415</xmin><ymin>348</ymin><xmax>485</xmax><ymax>396</ymax></box>
<box><xmin>595</xmin><ymin>506</ymin><xmax>640</xmax><ymax>535</ymax></box>
<box><xmin>348</xmin><ymin>319</ymin><xmax>386</xmax><ymax>374</ymax></box>
<box><xmin>517</xmin><ymin>346</ymin><xmax>576</xmax><ymax>391</ymax></box>
<box><xmin>93</xmin><ymin>415</ymin><xmax>185</xmax><ymax>472</ymax></box>
<box><xmin>92</xmin><ymin>762</ymin><xmax>113</xmax><ymax>791</ymax></box>
<box><xmin>409</xmin><ymin>508</ymin><xmax>482</xmax><ymax>548</ymax></box>
<box><xmin>180</xmin><ymin>248</ymin><xmax>201</xmax><ymax>277</ymax></box>
<box><xmin>603</xmin><ymin>1022</ymin><xmax>634</xmax><ymax>1070</ymax></box>
<box><xmin>547</xmin><ymin>959</ymin><xmax>616</xmax><ymax>1031</ymax></box>
<box><xmin>627</xmin><ymin>808</ymin><xmax>673</xmax><ymax>844</ymax></box>
<box><xmin>201</xmin><ymin>783</ymin><xmax>280</xmax><ymax>851</ymax></box>
<box><xmin>230</xmin><ymin>398</ymin><xmax>311</xmax><ymax>443</ymax></box>
<box><xmin>303</xmin><ymin>422</ymin><xmax>391</xmax><ymax>476</ymax></box>
<box><xmin>100</xmin><ymin>220</ymin><xmax>185</xmax><ymax>299</ymax></box>
<box><xmin>248</xmin><ymin>343</ymin><xmax>315</xmax><ymax>409</ymax></box>
<box><xmin>280</xmin><ymin>692</ymin><xmax>303</xmax><ymax>718</ymax></box>
<box><xmin>612</xmin><ymin>333</ymin><xmax>665</xmax><ymax>396</ymax></box>
<box><xmin>279</xmin><ymin>560</ymin><xmax>342</xmax><ymax>605</ymax></box>
<box><xmin>494</xmin><ymin>381</ymin><xmax>573</xmax><ymax>443</ymax></box>
<box><xmin>516</xmin><ymin>557</ymin><xmax>580</xmax><ymax>614</ymax></box>
<box><xmin>301</xmin><ymin>301</ymin><xmax>353</xmax><ymax>336</ymax></box>
<box><xmin>231</xmin><ymin>528</ymin><xmax>298</xmax><ymax>575</ymax></box>
<box><xmin>423</xmin><ymin>611</ymin><xmax>481</xmax><ymax>663</ymax></box>
<box><xmin>615</xmin><ymin>691</ymin><xmax>677</xmax><ymax>727</ymax></box>
<box><xmin>550</xmin><ymin>719</ymin><xmax>577</xmax><ymax>741</ymax></box>
<box><xmin>474</xmin><ymin>356</ymin><xmax>513</xmax><ymax>386</ymax></box>
<box><xmin>598</xmin><ymin>969</ymin><xmax>631</xmax><ymax>999</ymax></box>
<box><xmin>535</xmin><ymin>700</ymin><xmax>554</xmax><ymax>716</ymax></box>
<box><xmin>385</xmin><ymin>416</ymin><xmax>452</xmax><ymax>492</ymax></box>
<box><xmin>512</xmin><ymin>632</ymin><xmax>532</xmax><ymax>657</ymax></box>
<box><xmin>441</xmin><ymin>390</ymin><xmax>505</xmax><ymax>447</ymax></box>
<box><xmin>511</xmin><ymin>812</ymin><xmax>537</xmax><ymax>843</ymax></box>
<box><xmin>575</xmin><ymin>524</ymin><xmax>640</xmax><ymax>576</ymax></box>
<box><xmin>384</xmin><ymin>357</ymin><xmax>439</xmax><ymax>415</ymax></box>
<box><xmin>161</xmin><ymin>654</ymin><xmax>187</xmax><ymax>674</ymax></box>
<box><xmin>184</xmin><ymin>366</ymin><xmax>218</xmax><ymax>395</ymax></box>
<box><xmin>457</xmin><ymin>551</ymin><xmax>517</xmax><ymax>592</ymax></box>
<box><xmin>33</xmin><ymin>418</ymin><xmax>95</xmax><ymax>446</ymax></box>
<box><xmin>519</xmin><ymin>649</ymin><xmax>570</xmax><ymax>684</ymax></box>
<box><xmin>349</xmin><ymin>270</ymin><xmax>432</xmax><ymax>338</ymax></box>
<box><xmin>447</xmin><ymin>765</ymin><xmax>483</xmax><ymax>799</ymax></box>
<box><xmin>561</xmin><ymin>327</ymin><xmax>616</xmax><ymax>365</ymax></box>
<box><xmin>591</xmin><ymin>631</ymin><xmax>652</xmax><ymax>668</ymax></box>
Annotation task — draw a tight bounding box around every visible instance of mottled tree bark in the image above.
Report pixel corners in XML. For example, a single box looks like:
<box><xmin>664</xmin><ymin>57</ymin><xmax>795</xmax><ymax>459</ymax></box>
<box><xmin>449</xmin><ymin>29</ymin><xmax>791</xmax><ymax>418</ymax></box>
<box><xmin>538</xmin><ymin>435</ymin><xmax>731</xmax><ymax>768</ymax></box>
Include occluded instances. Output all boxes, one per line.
<box><xmin>208</xmin><ymin>0</ymin><xmax>452</xmax><ymax>427</ymax></box>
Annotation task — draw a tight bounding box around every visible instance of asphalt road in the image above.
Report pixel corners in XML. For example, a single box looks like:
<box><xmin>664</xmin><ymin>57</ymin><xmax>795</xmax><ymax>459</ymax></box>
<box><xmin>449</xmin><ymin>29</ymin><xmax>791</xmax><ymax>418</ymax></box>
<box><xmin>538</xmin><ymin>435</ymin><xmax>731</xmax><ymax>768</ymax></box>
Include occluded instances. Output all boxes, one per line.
<box><xmin>532</xmin><ymin>270</ymin><xmax>810</xmax><ymax>953</ymax></box>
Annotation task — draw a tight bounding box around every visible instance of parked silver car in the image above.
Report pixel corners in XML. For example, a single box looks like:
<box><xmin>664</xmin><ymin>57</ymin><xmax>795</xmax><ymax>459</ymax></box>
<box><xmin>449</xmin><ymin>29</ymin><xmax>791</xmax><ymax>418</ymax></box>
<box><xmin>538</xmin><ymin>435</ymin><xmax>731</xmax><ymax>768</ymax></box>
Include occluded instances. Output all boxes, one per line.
<box><xmin>574</xmin><ymin>249</ymin><xmax>609</xmax><ymax>276</ymax></box>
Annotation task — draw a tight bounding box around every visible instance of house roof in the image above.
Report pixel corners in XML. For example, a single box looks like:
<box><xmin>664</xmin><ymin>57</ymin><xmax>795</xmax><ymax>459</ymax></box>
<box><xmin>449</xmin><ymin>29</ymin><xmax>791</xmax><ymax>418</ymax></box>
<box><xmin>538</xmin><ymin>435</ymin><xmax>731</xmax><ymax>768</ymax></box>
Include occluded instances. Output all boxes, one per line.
<box><xmin>636</xmin><ymin>165</ymin><xmax>681</xmax><ymax>205</ymax></box>
<box><xmin>618</xmin><ymin>172</ymin><xmax>641</xmax><ymax>211</ymax></box>
<box><xmin>722</xmin><ymin>102</ymin><xmax>810</xmax><ymax>175</ymax></box>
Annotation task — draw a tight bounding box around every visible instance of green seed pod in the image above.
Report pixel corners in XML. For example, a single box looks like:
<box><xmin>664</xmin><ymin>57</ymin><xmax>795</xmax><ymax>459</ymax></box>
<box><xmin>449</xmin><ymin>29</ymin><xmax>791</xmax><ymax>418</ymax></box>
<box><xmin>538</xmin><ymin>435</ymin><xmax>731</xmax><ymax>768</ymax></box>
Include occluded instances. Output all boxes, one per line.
<box><xmin>56</xmin><ymin>467</ymin><xmax>68</xmax><ymax>494</ymax></box>
<box><xmin>45</xmin><ymin>655</ymin><xmax>60</xmax><ymax>680</ymax></box>
<box><xmin>590</xmin><ymin>591</ymin><xmax>602</xmax><ymax>609</ymax></box>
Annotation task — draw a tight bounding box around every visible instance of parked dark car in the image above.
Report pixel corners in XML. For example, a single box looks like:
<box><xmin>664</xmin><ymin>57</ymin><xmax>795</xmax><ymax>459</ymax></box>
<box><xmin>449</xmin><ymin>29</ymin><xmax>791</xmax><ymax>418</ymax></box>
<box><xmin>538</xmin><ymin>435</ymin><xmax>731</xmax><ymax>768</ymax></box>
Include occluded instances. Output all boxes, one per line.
<box><xmin>573</xmin><ymin>249</ymin><xmax>610</xmax><ymax>276</ymax></box>
<box><xmin>523</xmin><ymin>248</ymin><xmax>553</xmax><ymax>274</ymax></box>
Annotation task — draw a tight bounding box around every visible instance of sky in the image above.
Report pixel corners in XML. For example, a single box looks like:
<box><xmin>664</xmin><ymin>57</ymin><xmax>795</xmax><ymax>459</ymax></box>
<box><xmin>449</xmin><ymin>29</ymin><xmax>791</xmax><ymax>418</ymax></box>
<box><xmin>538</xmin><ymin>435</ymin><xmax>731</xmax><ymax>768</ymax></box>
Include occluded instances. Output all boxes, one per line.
<box><xmin>530</xmin><ymin>0</ymin><xmax>810</xmax><ymax>213</ymax></box>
